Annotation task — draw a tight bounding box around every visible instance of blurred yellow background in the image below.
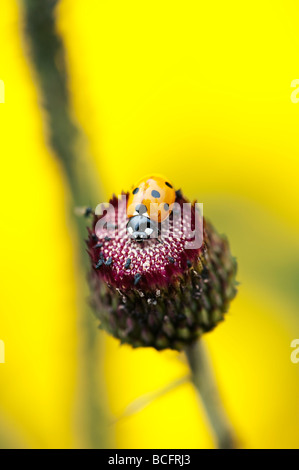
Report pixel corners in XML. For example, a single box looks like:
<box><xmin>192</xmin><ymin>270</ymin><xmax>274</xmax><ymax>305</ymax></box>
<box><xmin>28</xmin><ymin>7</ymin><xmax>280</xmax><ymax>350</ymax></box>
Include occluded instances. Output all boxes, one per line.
<box><xmin>1</xmin><ymin>0</ymin><xmax>299</xmax><ymax>448</ymax></box>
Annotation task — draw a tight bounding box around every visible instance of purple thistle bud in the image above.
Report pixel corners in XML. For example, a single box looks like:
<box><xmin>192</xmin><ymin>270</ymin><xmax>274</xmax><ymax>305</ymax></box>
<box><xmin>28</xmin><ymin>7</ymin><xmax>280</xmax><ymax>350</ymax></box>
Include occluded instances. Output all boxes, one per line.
<box><xmin>87</xmin><ymin>190</ymin><xmax>237</xmax><ymax>351</ymax></box>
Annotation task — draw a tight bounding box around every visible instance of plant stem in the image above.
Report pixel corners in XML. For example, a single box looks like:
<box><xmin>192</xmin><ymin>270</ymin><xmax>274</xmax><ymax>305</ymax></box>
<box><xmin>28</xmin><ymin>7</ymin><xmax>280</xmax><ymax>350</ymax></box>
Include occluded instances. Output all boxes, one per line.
<box><xmin>21</xmin><ymin>0</ymin><xmax>107</xmax><ymax>448</ymax></box>
<box><xmin>185</xmin><ymin>340</ymin><xmax>236</xmax><ymax>449</ymax></box>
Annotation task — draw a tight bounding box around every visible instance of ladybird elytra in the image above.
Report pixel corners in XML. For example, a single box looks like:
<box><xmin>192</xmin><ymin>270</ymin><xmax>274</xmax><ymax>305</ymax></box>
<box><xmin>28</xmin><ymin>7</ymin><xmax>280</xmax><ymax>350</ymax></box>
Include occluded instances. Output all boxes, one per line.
<box><xmin>127</xmin><ymin>175</ymin><xmax>175</xmax><ymax>223</ymax></box>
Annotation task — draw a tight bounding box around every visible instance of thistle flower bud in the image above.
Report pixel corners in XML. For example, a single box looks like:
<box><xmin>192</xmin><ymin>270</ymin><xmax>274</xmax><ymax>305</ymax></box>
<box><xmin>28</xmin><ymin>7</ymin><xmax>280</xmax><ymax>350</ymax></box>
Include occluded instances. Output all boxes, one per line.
<box><xmin>87</xmin><ymin>190</ymin><xmax>237</xmax><ymax>351</ymax></box>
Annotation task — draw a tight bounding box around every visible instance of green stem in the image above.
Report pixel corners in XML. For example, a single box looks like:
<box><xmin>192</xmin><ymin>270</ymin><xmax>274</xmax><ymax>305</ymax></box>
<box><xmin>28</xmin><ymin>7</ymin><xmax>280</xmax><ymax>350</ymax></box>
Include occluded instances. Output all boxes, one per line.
<box><xmin>21</xmin><ymin>0</ymin><xmax>107</xmax><ymax>448</ymax></box>
<box><xmin>185</xmin><ymin>340</ymin><xmax>236</xmax><ymax>449</ymax></box>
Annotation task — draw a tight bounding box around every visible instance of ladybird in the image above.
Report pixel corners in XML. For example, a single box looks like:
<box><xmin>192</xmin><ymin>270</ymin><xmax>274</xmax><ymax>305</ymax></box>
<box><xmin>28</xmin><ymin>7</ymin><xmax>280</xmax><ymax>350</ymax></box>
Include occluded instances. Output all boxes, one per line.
<box><xmin>126</xmin><ymin>175</ymin><xmax>175</xmax><ymax>241</ymax></box>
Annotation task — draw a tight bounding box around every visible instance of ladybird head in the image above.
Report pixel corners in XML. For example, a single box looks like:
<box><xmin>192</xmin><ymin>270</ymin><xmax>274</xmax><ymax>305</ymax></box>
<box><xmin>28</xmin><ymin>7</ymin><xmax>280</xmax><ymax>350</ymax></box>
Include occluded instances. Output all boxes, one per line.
<box><xmin>127</xmin><ymin>175</ymin><xmax>176</xmax><ymax>224</ymax></box>
<box><xmin>126</xmin><ymin>214</ymin><xmax>159</xmax><ymax>242</ymax></box>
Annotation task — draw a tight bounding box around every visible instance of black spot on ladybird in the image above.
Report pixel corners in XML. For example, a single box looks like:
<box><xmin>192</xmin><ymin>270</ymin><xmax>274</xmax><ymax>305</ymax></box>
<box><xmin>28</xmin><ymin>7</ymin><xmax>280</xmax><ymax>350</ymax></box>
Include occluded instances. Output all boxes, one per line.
<box><xmin>135</xmin><ymin>203</ymin><xmax>147</xmax><ymax>215</ymax></box>
<box><xmin>151</xmin><ymin>190</ymin><xmax>160</xmax><ymax>198</ymax></box>
<box><xmin>133</xmin><ymin>187</ymin><xmax>139</xmax><ymax>194</ymax></box>
<box><xmin>165</xmin><ymin>182</ymin><xmax>173</xmax><ymax>188</ymax></box>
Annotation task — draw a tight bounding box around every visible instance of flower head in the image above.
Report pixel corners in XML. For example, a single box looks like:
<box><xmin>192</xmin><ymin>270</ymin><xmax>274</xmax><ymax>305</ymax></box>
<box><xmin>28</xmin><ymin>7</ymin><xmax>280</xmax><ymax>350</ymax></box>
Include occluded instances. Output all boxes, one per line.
<box><xmin>87</xmin><ymin>186</ymin><xmax>237</xmax><ymax>351</ymax></box>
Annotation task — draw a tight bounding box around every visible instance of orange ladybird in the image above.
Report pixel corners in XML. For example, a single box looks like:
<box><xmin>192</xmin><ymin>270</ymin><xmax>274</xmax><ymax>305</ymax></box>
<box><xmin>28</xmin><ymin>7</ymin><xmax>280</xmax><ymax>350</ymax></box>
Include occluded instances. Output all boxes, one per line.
<box><xmin>127</xmin><ymin>175</ymin><xmax>175</xmax><ymax>222</ymax></box>
<box><xmin>126</xmin><ymin>175</ymin><xmax>176</xmax><ymax>241</ymax></box>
